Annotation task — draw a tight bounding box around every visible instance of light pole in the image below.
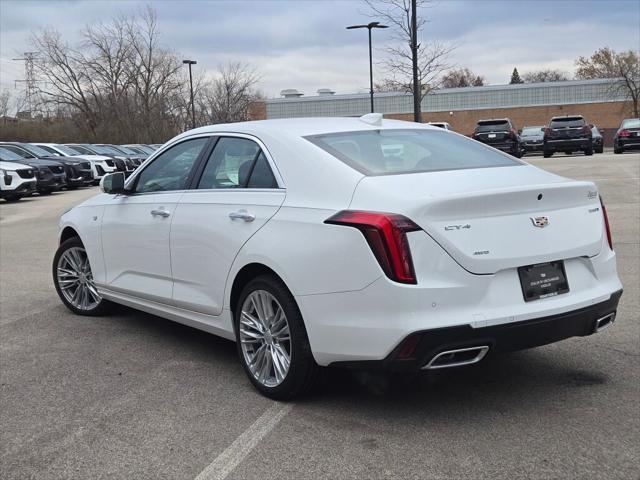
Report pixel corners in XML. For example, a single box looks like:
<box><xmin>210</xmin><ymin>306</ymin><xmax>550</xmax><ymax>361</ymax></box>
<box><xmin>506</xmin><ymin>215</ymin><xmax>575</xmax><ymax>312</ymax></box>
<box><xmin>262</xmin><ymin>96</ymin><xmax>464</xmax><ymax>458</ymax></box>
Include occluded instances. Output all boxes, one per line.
<box><xmin>346</xmin><ymin>22</ymin><xmax>388</xmax><ymax>114</ymax></box>
<box><xmin>182</xmin><ymin>59</ymin><xmax>197</xmax><ymax>129</ymax></box>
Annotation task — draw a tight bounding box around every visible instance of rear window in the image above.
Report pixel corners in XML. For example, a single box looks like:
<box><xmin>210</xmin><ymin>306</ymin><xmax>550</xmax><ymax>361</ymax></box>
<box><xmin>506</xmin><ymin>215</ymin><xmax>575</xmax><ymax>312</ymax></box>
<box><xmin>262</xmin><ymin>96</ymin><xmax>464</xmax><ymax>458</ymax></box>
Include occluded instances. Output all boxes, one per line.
<box><xmin>621</xmin><ymin>118</ymin><xmax>640</xmax><ymax>129</ymax></box>
<box><xmin>550</xmin><ymin>117</ymin><xmax>585</xmax><ymax>128</ymax></box>
<box><xmin>475</xmin><ymin>120</ymin><xmax>510</xmax><ymax>133</ymax></box>
<box><xmin>522</xmin><ymin>127</ymin><xmax>544</xmax><ymax>135</ymax></box>
<box><xmin>306</xmin><ymin>129</ymin><xmax>521</xmax><ymax>176</ymax></box>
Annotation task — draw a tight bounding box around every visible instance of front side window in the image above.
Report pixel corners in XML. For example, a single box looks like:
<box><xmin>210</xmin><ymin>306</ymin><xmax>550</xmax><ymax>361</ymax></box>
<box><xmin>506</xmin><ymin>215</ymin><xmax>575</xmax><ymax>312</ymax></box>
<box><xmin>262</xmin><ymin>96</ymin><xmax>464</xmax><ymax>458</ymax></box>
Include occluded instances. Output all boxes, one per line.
<box><xmin>306</xmin><ymin>129</ymin><xmax>521</xmax><ymax>176</ymax></box>
<box><xmin>197</xmin><ymin>137</ymin><xmax>277</xmax><ymax>189</ymax></box>
<box><xmin>134</xmin><ymin>137</ymin><xmax>208</xmax><ymax>193</ymax></box>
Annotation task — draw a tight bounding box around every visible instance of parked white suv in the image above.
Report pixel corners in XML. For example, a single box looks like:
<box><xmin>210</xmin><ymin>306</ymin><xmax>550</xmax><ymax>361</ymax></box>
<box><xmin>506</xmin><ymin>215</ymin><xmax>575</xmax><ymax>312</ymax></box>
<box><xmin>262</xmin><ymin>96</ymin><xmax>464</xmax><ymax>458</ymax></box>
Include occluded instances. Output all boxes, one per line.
<box><xmin>0</xmin><ymin>160</ymin><xmax>37</xmax><ymax>201</ymax></box>
<box><xmin>34</xmin><ymin>143</ymin><xmax>117</xmax><ymax>185</ymax></box>
<box><xmin>53</xmin><ymin>116</ymin><xmax>623</xmax><ymax>399</ymax></box>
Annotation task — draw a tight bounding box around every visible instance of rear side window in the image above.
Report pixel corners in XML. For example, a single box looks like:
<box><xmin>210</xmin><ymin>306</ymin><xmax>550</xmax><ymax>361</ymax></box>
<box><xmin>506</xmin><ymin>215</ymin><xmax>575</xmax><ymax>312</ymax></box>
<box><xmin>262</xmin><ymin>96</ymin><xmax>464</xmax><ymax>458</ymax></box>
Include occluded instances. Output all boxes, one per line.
<box><xmin>475</xmin><ymin>120</ymin><xmax>510</xmax><ymax>133</ymax></box>
<box><xmin>306</xmin><ymin>129</ymin><xmax>520</xmax><ymax>176</ymax></box>
<box><xmin>197</xmin><ymin>137</ymin><xmax>278</xmax><ymax>189</ymax></box>
<box><xmin>550</xmin><ymin>117</ymin><xmax>585</xmax><ymax>128</ymax></box>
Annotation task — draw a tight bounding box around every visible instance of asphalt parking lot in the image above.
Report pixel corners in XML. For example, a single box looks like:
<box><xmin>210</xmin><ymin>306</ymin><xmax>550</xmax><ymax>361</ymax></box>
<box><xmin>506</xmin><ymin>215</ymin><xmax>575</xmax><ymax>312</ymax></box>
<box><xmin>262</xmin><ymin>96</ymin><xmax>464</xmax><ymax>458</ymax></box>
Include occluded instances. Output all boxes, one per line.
<box><xmin>1</xmin><ymin>151</ymin><xmax>638</xmax><ymax>480</ymax></box>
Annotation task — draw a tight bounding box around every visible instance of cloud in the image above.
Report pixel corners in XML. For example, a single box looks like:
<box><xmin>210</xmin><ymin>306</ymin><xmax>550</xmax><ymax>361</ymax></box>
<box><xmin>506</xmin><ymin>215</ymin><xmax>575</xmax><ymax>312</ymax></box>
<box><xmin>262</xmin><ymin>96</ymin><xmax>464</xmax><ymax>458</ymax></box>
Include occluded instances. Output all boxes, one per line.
<box><xmin>1</xmin><ymin>0</ymin><xmax>638</xmax><ymax>97</ymax></box>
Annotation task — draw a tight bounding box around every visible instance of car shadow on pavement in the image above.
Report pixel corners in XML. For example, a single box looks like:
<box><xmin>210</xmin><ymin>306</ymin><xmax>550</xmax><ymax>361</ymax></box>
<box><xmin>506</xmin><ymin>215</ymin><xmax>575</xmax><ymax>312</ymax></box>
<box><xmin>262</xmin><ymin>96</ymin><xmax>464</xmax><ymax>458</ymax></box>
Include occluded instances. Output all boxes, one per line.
<box><xmin>102</xmin><ymin>305</ymin><xmax>609</xmax><ymax>412</ymax></box>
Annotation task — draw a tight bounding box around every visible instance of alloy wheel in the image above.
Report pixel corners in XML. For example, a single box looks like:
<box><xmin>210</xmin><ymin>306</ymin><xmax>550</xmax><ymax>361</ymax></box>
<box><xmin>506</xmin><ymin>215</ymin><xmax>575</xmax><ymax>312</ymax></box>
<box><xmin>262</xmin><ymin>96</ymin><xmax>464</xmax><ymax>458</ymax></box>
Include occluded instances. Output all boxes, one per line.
<box><xmin>239</xmin><ymin>290</ymin><xmax>292</xmax><ymax>387</ymax></box>
<box><xmin>56</xmin><ymin>246</ymin><xmax>101</xmax><ymax>311</ymax></box>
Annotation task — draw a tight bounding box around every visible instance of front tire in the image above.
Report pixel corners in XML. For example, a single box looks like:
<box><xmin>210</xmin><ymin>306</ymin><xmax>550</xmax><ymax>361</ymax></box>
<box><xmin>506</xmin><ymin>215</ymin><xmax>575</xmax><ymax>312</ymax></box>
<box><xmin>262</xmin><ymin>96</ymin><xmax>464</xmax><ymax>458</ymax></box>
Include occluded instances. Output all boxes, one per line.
<box><xmin>3</xmin><ymin>195</ymin><xmax>22</xmax><ymax>202</ymax></box>
<box><xmin>235</xmin><ymin>274</ymin><xmax>319</xmax><ymax>400</ymax></box>
<box><xmin>53</xmin><ymin>237</ymin><xmax>112</xmax><ymax>316</ymax></box>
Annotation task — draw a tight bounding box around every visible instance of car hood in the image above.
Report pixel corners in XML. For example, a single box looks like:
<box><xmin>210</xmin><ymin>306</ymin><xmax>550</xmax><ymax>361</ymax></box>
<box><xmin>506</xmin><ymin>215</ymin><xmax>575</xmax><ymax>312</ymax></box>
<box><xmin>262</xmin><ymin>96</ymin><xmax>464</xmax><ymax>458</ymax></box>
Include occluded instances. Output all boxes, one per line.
<box><xmin>15</xmin><ymin>158</ymin><xmax>64</xmax><ymax>167</ymax></box>
<box><xmin>0</xmin><ymin>160</ymin><xmax>32</xmax><ymax>171</ymax></box>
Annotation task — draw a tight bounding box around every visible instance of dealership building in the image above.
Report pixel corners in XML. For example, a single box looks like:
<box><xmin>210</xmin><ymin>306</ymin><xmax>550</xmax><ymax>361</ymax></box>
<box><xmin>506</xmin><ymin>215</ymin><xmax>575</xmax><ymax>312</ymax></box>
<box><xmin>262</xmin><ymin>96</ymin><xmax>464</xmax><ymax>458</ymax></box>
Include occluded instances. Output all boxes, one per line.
<box><xmin>250</xmin><ymin>78</ymin><xmax>633</xmax><ymax>146</ymax></box>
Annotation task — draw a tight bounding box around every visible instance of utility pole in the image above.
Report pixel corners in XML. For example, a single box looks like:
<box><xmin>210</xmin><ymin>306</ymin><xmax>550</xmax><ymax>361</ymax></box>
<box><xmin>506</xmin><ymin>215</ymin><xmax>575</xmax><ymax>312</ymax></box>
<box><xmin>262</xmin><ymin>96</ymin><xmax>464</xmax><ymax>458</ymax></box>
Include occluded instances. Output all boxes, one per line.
<box><xmin>13</xmin><ymin>52</ymin><xmax>40</xmax><ymax>117</ymax></box>
<box><xmin>410</xmin><ymin>0</ymin><xmax>421</xmax><ymax>123</ymax></box>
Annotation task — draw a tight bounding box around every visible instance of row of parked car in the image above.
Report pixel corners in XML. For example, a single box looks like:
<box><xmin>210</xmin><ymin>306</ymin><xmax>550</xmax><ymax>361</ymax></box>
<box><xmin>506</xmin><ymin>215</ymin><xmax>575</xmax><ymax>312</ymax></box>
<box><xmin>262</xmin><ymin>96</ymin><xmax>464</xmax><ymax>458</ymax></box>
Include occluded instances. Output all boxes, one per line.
<box><xmin>431</xmin><ymin>117</ymin><xmax>639</xmax><ymax>158</ymax></box>
<box><xmin>0</xmin><ymin>142</ymin><xmax>163</xmax><ymax>201</ymax></box>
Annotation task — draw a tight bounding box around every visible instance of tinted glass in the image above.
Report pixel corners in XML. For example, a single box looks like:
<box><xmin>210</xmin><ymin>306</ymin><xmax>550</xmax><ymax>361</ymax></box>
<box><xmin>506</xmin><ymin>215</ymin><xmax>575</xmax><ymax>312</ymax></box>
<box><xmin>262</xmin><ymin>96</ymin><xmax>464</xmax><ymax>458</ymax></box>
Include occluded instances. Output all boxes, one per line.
<box><xmin>0</xmin><ymin>145</ymin><xmax>32</xmax><ymax>158</ymax></box>
<box><xmin>621</xmin><ymin>118</ymin><xmax>640</xmax><ymax>129</ymax></box>
<box><xmin>35</xmin><ymin>145</ymin><xmax>60</xmax><ymax>155</ymax></box>
<box><xmin>135</xmin><ymin>137</ymin><xmax>207</xmax><ymax>193</ymax></box>
<box><xmin>550</xmin><ymin>117</ymin><xmax>585</xmax><ymax>128</ymax></box>
<box><xmin>54</xmin><ymin>144</ymin><xmax>83</xmax><ymax>156</ymax></box>
<box><xmin>521</xmin><ymin>127</ymin><xmax>544</xmax><ymax>136</ymax></box>
<box><xmin>65</xmin><ymin>145</ymin><xmax>92</xmax><ymax>155</ymax></box>
<box><xmin>307</xmin><ymin>129</ymin><xmax>520</xmax><ymax>176</ymax></box>
<box><xmin>198</xmin><ymin>137</ymin><xmax>263</xmax><ymax>189</ymax></box>
<box><xmin>0</xmin><ymin>146</ymin><xmax>24</xmax><ymax>160</ymax></box>
<box><xmin>475</xmin><ymin>121</ymin><xmax>510</xmax><ymax>132</ymax></box>
<box><xmin>21</xmin><ymin>144</ymin><xmax>52</xmax><ymax>157</ymax></box>
<box><xmin>246</xmin><ymin>153</ymin><xmax>278</xmax><ymax>188</ymax></box>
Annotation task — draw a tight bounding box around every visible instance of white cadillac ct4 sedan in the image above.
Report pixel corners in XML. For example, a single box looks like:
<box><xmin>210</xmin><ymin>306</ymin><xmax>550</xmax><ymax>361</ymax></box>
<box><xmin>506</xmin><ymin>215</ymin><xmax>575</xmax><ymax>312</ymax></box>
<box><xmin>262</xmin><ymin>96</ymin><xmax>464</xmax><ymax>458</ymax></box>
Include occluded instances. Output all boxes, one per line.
<box><xmin>53</xmin><ymin>115</ymin><xmax>623</xmax><ymax>399</ymax></box>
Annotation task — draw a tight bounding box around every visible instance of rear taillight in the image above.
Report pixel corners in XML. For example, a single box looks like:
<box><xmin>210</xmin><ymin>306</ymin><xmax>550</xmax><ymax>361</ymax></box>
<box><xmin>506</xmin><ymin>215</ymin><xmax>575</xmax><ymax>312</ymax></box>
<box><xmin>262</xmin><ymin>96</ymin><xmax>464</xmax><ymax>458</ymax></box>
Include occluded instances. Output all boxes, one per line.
<box><xmin>544</xmin><ymin>127</ymin><xmax>552</xmax><ymax>138</ymax></box>
<box><xmin>509</xmin><ymin>128</ymin><xmax>517</xmax><ymax>139</ymax></box>
<box><xmin>618</xmin><ymin>129</ymin><xmax>630</xmax><ymax>137</ymax></box>
<box><xmin>600</xmin><ymin>197</ymin><xmax>613</xmax><ymax>251</ymax></box>
<box><xmin>325</xmin><ymin>210</ymin><xmax>421</xmax><ymax>284</ymax></box>
<box><xmin>582</xmin><ymin>125</ymin><xmax>592</xmax><ymax>135</ymax></box>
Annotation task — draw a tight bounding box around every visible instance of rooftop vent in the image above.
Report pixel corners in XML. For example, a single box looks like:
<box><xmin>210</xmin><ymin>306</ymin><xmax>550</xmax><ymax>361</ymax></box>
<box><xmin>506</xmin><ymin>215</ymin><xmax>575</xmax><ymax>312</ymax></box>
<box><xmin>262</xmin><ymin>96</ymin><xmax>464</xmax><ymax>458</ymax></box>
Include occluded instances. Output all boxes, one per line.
<box><xmin>317</xmin><ymin>88</ymin><xmax>335</xmax><ymax>96</ymax></box>
<box><xmin>280</xmin><ymin>89</ymin><xmax>304</xmax><ymax>98</ymax></box>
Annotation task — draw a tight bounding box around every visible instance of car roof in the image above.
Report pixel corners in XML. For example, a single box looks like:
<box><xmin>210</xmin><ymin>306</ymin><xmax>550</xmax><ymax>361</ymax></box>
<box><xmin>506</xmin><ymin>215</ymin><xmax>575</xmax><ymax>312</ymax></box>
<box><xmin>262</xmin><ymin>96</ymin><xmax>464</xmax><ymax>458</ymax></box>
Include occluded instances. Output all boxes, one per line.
<box><xmin>173</xmin><ymin>117</ymin><xmax>437</xmax><ymax>141</ymax></box>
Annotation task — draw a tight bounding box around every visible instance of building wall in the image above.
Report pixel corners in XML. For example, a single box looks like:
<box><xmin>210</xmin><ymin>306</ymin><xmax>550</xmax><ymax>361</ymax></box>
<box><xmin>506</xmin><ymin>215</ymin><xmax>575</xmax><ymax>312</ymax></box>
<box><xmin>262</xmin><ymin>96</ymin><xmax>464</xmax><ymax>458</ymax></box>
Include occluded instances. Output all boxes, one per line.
<box><xmin>386</xmin><ymin>100</ymin><xmax>633</xmax><ymax>146</ymax></box>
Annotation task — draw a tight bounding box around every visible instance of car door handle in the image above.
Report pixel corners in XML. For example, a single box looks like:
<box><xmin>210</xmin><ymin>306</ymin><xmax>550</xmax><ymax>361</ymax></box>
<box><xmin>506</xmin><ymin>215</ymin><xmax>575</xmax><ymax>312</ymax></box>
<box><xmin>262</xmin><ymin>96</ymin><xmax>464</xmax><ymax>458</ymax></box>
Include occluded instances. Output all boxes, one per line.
<box><xmin>151</xmin><ymin>209</ymin><xmax>170</xmax><ymax>218</ymax></box>
<box><xmin>228</xmin><ymin>210</ymin><xmax>255</xmax><ymax>222</ymax></box>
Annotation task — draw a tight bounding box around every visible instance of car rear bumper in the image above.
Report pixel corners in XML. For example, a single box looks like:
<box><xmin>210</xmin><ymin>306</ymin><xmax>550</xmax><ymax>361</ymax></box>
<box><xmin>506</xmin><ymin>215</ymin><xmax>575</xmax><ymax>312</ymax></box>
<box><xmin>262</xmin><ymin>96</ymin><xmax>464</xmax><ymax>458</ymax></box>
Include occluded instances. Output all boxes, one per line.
<box><xmin>297</xmin><ymin>233</ymin><xmax>622</xmax><ymax>367</ymax></box>
<box><xmin>331</xmin><ymin>290</ymin><xmax>622</xmax><ymax>370</ymax></box>
<box><xmin>544</xmin><ymin>138</ymin><xmax>591</xmax><ymax>150</ymax></box>
<box><xmin>523</xmin><ymin>142</ymin><xmax>543</xmax><ymax>152</ymax></box>
<box><xmin>616</xmin><ymin>138</ymin><xmax>640</xmax><ymax>150</ymax></box>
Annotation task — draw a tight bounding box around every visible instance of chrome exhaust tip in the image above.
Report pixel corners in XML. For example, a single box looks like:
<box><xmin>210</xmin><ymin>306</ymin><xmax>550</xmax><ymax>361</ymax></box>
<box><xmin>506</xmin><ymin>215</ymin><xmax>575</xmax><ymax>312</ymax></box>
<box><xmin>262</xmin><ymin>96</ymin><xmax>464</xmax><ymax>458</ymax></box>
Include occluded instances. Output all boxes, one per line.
<box><xmin>595</xmin><ymin>312</ymin><xmax>615</xmax><ymax>333</ymax></box>
<box><xmin>422</xmin><ymin>345</ymin><xmax>490</xmax><ymax>370</ymax></box>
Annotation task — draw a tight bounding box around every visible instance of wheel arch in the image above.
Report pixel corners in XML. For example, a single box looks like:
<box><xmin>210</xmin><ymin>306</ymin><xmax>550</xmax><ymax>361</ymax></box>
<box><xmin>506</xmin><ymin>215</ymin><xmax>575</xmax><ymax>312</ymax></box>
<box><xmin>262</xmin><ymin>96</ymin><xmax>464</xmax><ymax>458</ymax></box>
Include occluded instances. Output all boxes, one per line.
<box><xmin>228</xmin><ymin>262</ymin><xmax>290</xmax><ymax>316</ymax></box>
<box><xmin>60</xmin><ymin>226</ymin><xmax>81</xmax><ymax>245</ymax></box>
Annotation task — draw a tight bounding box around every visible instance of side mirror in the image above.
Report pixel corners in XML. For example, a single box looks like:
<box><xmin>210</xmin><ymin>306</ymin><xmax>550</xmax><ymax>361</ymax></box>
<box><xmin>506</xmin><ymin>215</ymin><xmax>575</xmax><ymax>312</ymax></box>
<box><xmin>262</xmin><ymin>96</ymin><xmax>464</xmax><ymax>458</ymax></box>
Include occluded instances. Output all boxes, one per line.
<box><xmin>99</xmin><ymin>172</ymin><xmax>126</xmax><ymax>194</ymax></box>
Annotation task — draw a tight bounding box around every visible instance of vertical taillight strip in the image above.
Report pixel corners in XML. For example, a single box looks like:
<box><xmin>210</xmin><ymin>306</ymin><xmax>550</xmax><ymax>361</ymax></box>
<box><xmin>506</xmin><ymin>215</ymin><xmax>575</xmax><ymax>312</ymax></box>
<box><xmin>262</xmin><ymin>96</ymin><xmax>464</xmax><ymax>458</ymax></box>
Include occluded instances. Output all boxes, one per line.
<box><xmin>600</xmin><ymin>197</ymin><xmax>613</xmax><ymax>251</ymax></box>
<box><xmin>325</xmin><ymin>210</ymin><xmax>421</xmax><ymax>284</ymax></box>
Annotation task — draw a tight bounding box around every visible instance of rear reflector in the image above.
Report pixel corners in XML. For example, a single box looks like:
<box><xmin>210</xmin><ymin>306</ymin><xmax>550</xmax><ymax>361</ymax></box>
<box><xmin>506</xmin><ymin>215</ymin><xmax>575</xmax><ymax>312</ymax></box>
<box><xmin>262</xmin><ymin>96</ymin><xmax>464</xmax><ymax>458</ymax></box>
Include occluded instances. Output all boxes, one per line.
<box><xmin>600</xmin><ymin>197</ymin><xmax>613</xmax><ymax>251</ymax></box>
<box><xmin>394</xmin><ymin>334</ymin><xmax>422</xmax><ymax>359</ymax></box>
<box><xmin>325</xmin><ymin>210</ymin><xmax>421</xmax><ymax>284</ymax></box>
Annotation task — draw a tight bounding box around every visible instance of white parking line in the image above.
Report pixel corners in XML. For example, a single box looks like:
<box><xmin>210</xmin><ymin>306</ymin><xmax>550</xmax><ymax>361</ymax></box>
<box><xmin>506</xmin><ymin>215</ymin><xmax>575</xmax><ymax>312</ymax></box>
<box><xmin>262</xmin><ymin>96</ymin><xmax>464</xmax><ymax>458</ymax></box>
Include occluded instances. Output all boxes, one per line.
<box><xmin>194</xmin><ymin>402</ymin><xmax>293</xmax><ymax>480</ymax></box>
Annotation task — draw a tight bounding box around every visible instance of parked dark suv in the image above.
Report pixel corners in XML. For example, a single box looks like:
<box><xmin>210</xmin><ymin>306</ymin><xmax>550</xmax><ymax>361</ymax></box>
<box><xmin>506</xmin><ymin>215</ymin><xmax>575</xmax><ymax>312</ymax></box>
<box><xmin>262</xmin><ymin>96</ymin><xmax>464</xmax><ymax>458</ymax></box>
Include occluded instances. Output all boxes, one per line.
<box><xmin>613</xmin><ymin>118</ymin><xmax>640</xmax><ymax>154</ymax></box>
<box><xmin>543</xmin><ymin>115</ymin><xmax>593</xmax><ymax>157</ymax></box>
<box><xmin>472</xmin><ymin>118</ymin><xmax>523</xmax><ymax>157</ymax></box>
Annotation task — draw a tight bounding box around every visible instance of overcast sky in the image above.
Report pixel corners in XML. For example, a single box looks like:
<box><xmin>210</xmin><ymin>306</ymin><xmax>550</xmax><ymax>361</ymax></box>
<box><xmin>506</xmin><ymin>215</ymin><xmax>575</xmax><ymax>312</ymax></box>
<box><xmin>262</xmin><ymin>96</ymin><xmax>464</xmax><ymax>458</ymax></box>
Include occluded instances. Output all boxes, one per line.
<box><xmin>1</xmin><ymin>0</ymin><xmax>638</xmax><ymax>98</ymax></box>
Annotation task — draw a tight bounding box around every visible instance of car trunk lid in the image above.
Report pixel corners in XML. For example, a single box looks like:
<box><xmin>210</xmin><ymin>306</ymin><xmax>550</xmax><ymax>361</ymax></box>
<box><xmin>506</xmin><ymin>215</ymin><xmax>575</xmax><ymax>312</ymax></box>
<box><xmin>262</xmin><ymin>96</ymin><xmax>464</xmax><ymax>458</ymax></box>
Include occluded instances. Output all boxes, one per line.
<box><xmin>349</xmin><ymin>165</ymin><xmax>604</xmax><ymax>274</ymax></box>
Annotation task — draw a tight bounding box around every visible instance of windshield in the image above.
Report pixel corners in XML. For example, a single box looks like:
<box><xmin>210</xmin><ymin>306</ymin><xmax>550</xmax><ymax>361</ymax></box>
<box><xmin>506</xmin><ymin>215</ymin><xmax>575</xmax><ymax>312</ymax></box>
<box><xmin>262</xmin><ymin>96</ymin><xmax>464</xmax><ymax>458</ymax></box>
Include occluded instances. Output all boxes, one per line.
<box><xmin>54</xmin><ymin>144</ymin><xmax>83</xmax><ymax>156</ymax></box>
<box><xmin>306</xmin><ymin>129</ymin><xmax>521</xmax><ymax>176</ymax></box>
<box><xmin>65</xmin><ymin>145</ymin><xmax>92</xmax><ymax>155</ymax></box>
<box><xmin>22</xmin><ymin>144</ymin><xmax>54</xmax><ymax>157</ymax></box>
<box><xmin>522</xmin><ymin>127</ymin><xmax>544</xmax><ymax>136</ymax></box>
<box><xmin>0</xmin><ymin>147</ymin><xmax>24</xmax><ymax>161</ymax></box>
<box><xmin>550</xmin><ymin>117</ymin><xmax>585</xmax><ymax>128</ymax></box>
<box><xmin>116</xmin><ymin>146</ymin><xmax>138</xmax><ymax>155</ymax></box>
<box><xmin>135</xmin><ymin>145</ymin><xmax>154</xmax><ymax>154</ymax></box>
<box><xmin>475</xmin><ymin>121</ymin><xmax>510</xmax><ymax>133</ymax></box>
<box><xmin>91</xmin><ymin>145</ymin><xmax>119</xmax><ymax>155</ymax></box>
<box><xmin>621</xmin><ymin>118</ymin><xmax>640</xmax><ymax>129</ymax></box>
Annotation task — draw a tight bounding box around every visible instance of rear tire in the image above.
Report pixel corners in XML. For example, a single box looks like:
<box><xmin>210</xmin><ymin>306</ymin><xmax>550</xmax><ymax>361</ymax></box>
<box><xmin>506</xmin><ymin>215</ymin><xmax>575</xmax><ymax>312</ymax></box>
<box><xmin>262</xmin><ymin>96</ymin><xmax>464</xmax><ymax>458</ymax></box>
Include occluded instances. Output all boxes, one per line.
<box><xmin>53</xmin><ymin>237</ymin><xmax>113</xmax><ymax>316</ymax></box>
<box><xmin>614</xmin><ymin>146</ymin><xmax>623</xmax><ymax>154</ymax></box>
<box><xmin>234</xmin><ymin>274</ymin><xmax>319</xmax><ymax>400</ymax></box>
<box><xmin>584</xmin><ymin>148</ymin><xmax>593</xmax><ymax>156</ymax></box>
<box><xmin>543</xmin><ymin>150</ymin><xmax>553</xmax><ymax>158</ymax></box>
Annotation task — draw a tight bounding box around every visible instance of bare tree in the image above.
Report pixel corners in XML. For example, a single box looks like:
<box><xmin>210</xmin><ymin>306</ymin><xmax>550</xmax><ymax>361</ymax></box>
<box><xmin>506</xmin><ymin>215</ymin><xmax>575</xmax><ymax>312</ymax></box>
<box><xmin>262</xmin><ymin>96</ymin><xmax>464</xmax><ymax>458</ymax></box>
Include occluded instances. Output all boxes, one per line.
<box><xmin>363</xmin><ymin>0</ymin><xmax>454</xmax><ymax>116</ymax></box>
<box><xmin>199</xmin><ymin>62</ymin><xmax>261</xmax><ymax>124</ymax></box>
<box><xmin>575</xmin><ymin>47</ymin><xmax>639</xmax><ymax>117</ymax></box>
<box><xmin>0</xmin><ymin>90</ymin><xmax>10</xmax><ymax>120</ymax></box>
<box><xmin>441</xmin><ymin>67</ymin><xmax>485</xmax><ymax>88</ymax></box>
<box><xmin>522</xmin><ymin>69</ymin><xmax>569</xmax><ymax>83</ymax></box>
